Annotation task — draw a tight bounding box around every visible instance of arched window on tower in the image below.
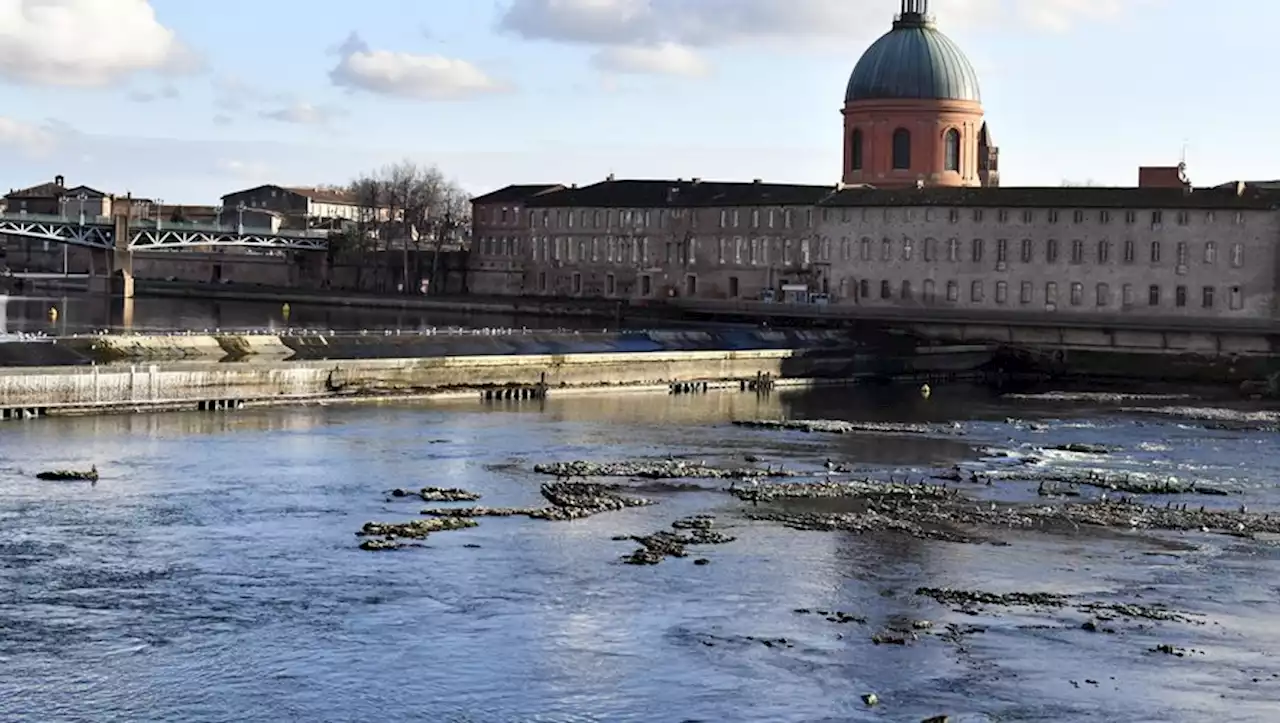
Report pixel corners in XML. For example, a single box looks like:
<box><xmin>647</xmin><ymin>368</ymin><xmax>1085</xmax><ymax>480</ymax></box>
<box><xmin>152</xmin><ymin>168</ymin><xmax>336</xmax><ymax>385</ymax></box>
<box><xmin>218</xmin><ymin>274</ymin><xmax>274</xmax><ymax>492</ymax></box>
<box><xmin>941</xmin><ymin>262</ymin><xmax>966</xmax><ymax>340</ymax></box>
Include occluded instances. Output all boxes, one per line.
<box><xmin>850</xmin><ymin>129</ymin><xmax>863</xmax><ymax>171</ymax></box>
<box><xmin>944</xmin><ymin>128</ymin><xmax>960</xmax><ymax>172</ymax></box>
<box><xmin>892</xmin><ymin>128</ymin><xmax>911</xmax><ymax>170</ymax></box>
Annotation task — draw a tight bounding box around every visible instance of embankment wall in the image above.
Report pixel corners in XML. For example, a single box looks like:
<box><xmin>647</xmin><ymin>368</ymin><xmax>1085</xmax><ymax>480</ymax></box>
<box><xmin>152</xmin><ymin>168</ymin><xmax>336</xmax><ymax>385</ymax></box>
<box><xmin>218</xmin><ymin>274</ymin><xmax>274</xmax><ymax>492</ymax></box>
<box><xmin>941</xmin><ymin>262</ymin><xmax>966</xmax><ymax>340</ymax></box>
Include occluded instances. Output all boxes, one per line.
<box><xmin>0</xmin><ymin>345</ymin><xmax>995</xmax><ymax>414</ymax></box>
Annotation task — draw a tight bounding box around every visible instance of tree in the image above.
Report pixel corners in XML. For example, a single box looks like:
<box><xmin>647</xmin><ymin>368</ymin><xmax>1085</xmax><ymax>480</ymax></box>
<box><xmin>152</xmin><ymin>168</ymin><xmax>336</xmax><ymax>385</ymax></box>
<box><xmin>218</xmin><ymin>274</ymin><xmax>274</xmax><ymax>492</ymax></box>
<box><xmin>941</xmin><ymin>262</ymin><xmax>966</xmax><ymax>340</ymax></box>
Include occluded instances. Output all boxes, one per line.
<box><xmin>344</xmin><ymin>159</ymin><xmax>469</xmax><ymax>295</ymax></box>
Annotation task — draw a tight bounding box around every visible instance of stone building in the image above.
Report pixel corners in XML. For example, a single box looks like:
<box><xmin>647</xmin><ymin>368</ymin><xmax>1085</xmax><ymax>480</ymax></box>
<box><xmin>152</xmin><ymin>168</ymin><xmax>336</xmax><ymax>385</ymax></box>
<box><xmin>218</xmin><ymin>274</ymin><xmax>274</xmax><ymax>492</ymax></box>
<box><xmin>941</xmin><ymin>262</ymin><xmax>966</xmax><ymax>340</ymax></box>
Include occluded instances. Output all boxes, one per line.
<box><xmin>469</xmin><ymin>183</ymin><xmax>564</xmax><ymax>295</ymax></box>
<box><xmin>466</xmin><ymin>0</ymin><xmax>1280</xmax><ymax>324</ymax></box>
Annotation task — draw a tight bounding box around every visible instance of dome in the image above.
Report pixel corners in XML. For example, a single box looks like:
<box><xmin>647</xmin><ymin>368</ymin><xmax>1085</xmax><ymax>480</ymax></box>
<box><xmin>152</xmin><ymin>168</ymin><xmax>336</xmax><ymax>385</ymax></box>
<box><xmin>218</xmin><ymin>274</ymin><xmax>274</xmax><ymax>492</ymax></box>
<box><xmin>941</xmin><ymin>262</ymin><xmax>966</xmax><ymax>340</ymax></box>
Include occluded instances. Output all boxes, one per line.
<box><xmin>845</xmin><ymin>12</ymin><xmax>981</xmax><ymax>103</ymax></box>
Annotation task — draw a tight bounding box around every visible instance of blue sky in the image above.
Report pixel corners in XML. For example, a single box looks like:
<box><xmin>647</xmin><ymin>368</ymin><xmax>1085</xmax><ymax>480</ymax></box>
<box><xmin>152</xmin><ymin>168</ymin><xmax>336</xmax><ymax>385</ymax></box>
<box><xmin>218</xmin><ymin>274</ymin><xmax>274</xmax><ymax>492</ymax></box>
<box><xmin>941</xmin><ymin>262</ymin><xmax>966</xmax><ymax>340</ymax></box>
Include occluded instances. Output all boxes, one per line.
<box><xmin>0</xmin><ymin>0</ymin><xmax>1273</xmax><ymax>204</ymax></box>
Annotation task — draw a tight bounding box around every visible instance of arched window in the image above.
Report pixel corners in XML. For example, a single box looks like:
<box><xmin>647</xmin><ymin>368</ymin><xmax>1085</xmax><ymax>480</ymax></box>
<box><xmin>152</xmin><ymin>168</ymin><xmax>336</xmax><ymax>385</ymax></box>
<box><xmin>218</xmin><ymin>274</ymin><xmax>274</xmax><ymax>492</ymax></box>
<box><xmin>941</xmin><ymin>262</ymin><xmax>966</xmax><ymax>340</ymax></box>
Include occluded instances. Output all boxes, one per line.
<box><xmin>850</xmin><ymin>129</ymin><xmax>864</xmax><ymax>171</ymax></box>
<box><xmin>892</xmin><ymin>128</ymin><xmax>911</xmax><ymax>170</ymax></box>
<box><xmin>944</xmin><ymin>128</ymin><xmax>960</xmax><ymax>172</ymax></box>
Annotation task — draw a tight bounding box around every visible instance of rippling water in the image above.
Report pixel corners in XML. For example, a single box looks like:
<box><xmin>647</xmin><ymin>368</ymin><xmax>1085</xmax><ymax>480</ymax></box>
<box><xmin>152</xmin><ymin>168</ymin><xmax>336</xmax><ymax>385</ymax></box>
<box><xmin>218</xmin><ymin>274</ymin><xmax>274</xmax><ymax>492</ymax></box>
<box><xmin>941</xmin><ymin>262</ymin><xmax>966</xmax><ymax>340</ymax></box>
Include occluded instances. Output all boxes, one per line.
<box><xmin>3</xmin><ymin>385</ymin><xmax>1280</xmax><ymax>722</ymax></box>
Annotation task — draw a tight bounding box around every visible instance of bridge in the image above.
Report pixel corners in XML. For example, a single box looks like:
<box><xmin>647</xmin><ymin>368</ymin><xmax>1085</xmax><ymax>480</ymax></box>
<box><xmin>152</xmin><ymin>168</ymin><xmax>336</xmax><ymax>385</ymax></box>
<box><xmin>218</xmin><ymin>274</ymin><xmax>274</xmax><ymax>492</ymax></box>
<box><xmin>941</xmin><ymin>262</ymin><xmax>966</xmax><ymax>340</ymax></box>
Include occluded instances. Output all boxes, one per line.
<box><xmin>0</xmin><ymin>211</ymin><xmax>332</xmax><ymax>299</ymax></box>
<box><xmin>0</xmin><ymin>212</ymin><xmax>329</xmax><ymax>251</ymax></box>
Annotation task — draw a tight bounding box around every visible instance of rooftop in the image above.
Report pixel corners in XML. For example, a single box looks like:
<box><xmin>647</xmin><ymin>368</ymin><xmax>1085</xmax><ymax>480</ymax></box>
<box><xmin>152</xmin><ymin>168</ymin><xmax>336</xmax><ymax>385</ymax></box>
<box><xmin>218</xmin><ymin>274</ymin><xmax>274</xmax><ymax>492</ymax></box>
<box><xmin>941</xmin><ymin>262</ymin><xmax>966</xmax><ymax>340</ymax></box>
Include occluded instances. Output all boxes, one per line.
<box><xmin>525</xmin><ymin>179</ymin><xmax>834</xmax><ymax>209</ymax></box>
<box><xmin>488</xmin><ymin>177</ymin><xmax>1280</xmax><ymax>211</ymax></box>
<box><xmin>471</xmin><ymin>184</ymin><xmax>566</xmax><ymax>204</ymax></box>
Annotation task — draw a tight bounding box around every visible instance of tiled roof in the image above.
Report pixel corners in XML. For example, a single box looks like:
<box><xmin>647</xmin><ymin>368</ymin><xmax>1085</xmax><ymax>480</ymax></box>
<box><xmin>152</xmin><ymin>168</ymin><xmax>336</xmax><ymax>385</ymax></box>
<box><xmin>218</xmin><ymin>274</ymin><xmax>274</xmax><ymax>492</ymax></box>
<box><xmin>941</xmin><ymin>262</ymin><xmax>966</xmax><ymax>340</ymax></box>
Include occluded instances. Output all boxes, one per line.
<box><xmin>284</xmin><ymin>186</ymin><xmax>357</xmax><ymax>205</ymax></box>
<box><xmin>471</xmin><ymin>184</ymin><xmax>565</xmax><ymax>204</ymax></box>
<box><xmin>821</xmin><ymin>185</ymin><xmax>1280</xmax><ymax>209</ymax></box>
<box><xmin>492</xmin><ymin>177</ymin><xmax>1280</xmax><ymax>211</ymax></box>
<box><xmin>524</xmin><ymin>179</ymin><xmax>836</xmax><ymax>208</ymax></box>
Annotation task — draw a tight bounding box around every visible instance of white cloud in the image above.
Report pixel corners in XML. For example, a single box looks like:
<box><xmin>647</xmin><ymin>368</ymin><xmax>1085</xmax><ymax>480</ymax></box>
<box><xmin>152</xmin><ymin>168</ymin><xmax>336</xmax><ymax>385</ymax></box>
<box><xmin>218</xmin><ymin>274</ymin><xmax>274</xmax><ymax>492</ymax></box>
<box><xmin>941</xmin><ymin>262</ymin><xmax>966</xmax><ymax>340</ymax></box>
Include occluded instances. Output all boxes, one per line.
<box><xmin>591</xmin><ymin>43</ymin><xmax>708</xmax><ymax>76</ymax></box>
<box><xmin>214</xmin><ymin>158</ymin><xmax>271</xmax><ymax>181</ymax></box>
<box><xmin>499</xmin><ymin>0</ymin><xmax>1152</xmax><ymax>73</ymax></box>
<box><xmin>0</xmin><ymin>0</ymin><xmax>198</xmax><ymax>87</ymax></box>
<box><xmin>0</xmin><ymin>116</ymin><xmax>62</xmax><ymax>156</ymax></box>
<box><xmin>328</xmin><ymin>32</ymin><xmax>508</xmax><ymax>100</ymax></box>
<box><xmin>259</xmin><ymin>102</ymin><xmax>345</xmax><ymax>126</ymax></box>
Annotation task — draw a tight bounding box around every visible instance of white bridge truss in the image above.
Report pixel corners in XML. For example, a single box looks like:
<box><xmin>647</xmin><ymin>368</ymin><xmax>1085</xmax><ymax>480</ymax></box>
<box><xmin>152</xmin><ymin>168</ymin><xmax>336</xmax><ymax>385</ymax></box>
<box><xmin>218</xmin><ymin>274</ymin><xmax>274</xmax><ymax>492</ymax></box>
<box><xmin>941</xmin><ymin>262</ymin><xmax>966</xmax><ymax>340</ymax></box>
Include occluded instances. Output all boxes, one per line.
<box><xmin>0</xmin><ymin>216</ymin><xmax>329</xmax><ymax>251</ymax></box>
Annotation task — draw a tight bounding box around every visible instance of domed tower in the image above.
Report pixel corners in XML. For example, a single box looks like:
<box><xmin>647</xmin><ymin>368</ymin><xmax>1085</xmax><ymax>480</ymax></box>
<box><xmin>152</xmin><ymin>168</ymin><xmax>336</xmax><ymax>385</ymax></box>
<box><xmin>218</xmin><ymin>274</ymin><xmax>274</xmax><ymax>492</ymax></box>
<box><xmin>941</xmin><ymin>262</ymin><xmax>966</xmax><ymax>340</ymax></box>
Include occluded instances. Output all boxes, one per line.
<box><xmin>842</xmin><ymin>0</ymin><xmax>998</xmax><ymax>188</ymax></box>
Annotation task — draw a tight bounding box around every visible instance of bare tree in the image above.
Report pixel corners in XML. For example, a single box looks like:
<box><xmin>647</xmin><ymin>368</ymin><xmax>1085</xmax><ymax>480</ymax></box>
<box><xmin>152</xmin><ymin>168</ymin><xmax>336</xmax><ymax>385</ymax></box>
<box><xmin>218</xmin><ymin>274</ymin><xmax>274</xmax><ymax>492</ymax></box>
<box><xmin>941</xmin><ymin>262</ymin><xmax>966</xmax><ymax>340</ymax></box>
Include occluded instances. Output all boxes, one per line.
<box><xmin>343</xmin><ymin>160</ymin><xmax>469</xmax><ymax>295</ymax></box>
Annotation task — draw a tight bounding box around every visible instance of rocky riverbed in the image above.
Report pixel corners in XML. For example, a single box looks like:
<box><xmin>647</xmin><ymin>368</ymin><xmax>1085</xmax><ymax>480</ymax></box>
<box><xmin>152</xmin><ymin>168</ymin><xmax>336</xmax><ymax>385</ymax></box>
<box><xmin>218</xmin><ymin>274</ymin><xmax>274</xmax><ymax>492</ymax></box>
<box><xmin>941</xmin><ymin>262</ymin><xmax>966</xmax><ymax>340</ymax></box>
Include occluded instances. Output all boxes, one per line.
<box><xmin>732</xmin><ymin>419</ymin><xmax>962</xmax><ymax>437</ymax></box>
<box><xmin>420</xmin><ymin>481</ymin><xmax>653</xmax><ymax>522</ymax></box>
<box><xmin>534</xmin><ymin>459</ymin><xmax>801</xmax><ymax>480</ymax></box>
<box><xmin>618</xmin><ymin>515</ymin><xmax>736</xmax><ymax>565</ymax></box>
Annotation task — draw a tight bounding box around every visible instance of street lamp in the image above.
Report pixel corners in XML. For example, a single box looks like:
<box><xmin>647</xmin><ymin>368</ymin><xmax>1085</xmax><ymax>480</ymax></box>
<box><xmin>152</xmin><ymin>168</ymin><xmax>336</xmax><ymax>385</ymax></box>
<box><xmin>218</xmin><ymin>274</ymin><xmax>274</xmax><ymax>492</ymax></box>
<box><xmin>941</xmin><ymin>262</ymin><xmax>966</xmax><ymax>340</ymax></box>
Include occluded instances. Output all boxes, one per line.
<box><xmin>214</xmin><ymin>205</ymin><xmax>223</xmax><ymax>229</ymax></box>
<box><xmin>156</xmin><ymin>198</ymin><xmax>163</xmax><ymax>231</ymax></box>
<box><xmin>69</xmin><ymin>193</ymin><xmax>87</xmax><ymax>277</ymax></box>
<box><xmin>237</xmin><ymin>202</ymin><xmax>246</xmax><ymax>235</ymax></box>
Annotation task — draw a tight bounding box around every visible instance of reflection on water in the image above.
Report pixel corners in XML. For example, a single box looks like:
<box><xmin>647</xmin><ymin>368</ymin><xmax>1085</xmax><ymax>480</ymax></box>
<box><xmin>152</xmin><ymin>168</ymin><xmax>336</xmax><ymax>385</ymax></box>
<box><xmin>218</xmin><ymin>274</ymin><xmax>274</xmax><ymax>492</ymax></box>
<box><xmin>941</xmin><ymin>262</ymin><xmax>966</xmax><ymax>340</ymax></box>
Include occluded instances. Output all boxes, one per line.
<box><xmin>0</xmin><ymin>291</ymin><xmax>627</xmax><ymax>335</ymax></box>
<box><xmin>3</xmin><ymin>385</ymin><xmax>1280</xmax><ymax>722</ymax></box>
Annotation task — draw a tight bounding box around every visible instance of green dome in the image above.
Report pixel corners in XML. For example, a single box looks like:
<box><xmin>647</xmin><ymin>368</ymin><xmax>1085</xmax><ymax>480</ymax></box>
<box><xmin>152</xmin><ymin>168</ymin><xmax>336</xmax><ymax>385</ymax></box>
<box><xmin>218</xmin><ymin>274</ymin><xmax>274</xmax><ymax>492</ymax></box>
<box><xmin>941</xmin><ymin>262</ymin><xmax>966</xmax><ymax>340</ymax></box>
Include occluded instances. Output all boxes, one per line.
<box><xmin>845</xmin><ymin>9</ymin><xmax>981</xmax><ymax>103</ymax></box>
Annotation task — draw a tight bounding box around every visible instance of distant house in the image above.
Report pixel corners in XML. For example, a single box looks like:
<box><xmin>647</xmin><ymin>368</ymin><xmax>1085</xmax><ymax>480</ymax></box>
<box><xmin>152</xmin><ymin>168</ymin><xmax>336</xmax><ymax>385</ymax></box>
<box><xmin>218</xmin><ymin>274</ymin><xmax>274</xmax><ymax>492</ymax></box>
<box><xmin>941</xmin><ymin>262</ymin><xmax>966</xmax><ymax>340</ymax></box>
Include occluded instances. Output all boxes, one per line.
<box><xmin>3</xmin><ymin>175</ymin><xmax>133</xmax><ymax>218</ymax></box>
<box><xmin>220</xmin><ymin>184</ymin><xmax>386</xmax><ymax>227</ymax></box>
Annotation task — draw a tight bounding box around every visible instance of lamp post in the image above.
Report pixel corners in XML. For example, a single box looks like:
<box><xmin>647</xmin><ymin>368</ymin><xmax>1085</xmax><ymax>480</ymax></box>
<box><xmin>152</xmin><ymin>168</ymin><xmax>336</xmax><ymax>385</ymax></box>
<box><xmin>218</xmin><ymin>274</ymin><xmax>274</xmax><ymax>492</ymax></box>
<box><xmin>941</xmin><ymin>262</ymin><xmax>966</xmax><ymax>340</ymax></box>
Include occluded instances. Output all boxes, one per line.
<box><xmin>214</xmin><ymin>205</ymin><xmax>223</xmax><ymax>229</ymax></box>
<box><xmin>156</xmin><ymin>198</ymin><xmax>163</xmax><ymax>231</ymax></box>
<box><xmin>237</xmin><ymin>202</ymin><xmax>246</xmax><ymax>235</ymax></box>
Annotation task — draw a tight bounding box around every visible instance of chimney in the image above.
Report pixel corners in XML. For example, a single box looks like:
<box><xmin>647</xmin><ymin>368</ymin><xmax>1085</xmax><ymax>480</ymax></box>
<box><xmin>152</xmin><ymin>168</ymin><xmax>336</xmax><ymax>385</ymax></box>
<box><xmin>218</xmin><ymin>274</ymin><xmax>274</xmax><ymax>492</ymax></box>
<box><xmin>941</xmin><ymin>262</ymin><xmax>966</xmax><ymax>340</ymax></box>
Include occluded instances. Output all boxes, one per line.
<box><xmin>54</xmin><ymin>174</ymin><xmax>64</xmax><ymax>187</ymax></box>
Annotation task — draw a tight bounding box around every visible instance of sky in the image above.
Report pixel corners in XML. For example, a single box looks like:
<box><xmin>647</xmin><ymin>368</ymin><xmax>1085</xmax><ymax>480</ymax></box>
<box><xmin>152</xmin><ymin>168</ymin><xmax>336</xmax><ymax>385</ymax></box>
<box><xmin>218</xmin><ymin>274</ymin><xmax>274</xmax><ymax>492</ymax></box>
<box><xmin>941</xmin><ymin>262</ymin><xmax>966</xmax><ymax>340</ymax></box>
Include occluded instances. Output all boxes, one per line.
<box><xmin>0</xmin><ymin>0</ymin><xmax>1273</xmax><ymax>204</ymax></box>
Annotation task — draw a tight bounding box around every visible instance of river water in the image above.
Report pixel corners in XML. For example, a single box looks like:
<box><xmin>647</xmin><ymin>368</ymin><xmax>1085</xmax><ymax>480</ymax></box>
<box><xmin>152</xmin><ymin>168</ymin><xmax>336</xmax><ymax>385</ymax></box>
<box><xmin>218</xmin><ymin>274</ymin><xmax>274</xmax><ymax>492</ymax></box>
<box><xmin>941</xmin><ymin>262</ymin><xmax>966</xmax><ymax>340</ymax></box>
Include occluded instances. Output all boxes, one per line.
<box><xmin>3</xmin><ymin>384</ymin><xmax>1280</xmax><ymax>722</ymax></box>
<box><xmin>0</xmin><ymin>292</ymin><xmax>618</xmax><ymax>335</ymax></box>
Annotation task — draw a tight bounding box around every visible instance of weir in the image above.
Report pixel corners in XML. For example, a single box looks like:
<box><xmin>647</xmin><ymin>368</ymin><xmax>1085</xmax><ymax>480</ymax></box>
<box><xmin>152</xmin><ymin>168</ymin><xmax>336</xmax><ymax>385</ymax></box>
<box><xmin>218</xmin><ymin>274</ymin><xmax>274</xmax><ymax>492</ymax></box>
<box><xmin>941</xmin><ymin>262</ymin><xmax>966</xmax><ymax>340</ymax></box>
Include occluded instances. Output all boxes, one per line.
<box><xmin>0</xmin><ymin>343</ymin><xmax>997</xmax><ymax>419</ymax></box>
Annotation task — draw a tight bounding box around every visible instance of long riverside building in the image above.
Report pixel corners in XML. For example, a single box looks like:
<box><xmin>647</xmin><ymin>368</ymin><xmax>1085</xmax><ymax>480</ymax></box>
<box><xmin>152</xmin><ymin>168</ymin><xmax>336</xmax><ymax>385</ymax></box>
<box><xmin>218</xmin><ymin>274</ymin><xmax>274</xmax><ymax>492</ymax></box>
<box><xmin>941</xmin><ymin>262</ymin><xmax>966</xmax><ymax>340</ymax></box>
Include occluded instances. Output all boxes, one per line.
<box><xmin>466</xmin><ymin>0</ymin><xmax>1280</xmax><ymax>327</ymax></box>
<box><xmin>468</xmin><ymin>180</ymin><xmax>1280</xmax><ymax>325</ymax></box>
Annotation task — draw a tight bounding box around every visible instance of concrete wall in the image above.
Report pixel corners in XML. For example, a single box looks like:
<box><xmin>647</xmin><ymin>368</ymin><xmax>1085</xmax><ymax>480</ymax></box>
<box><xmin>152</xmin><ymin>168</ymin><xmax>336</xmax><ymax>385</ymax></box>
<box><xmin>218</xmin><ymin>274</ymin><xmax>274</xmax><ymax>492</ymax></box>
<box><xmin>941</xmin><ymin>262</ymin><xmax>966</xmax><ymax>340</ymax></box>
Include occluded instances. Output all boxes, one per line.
<box><xmin>0</xmin><ymin>345</ymin><xmax>989</xmax><ymax>410</ymax></box>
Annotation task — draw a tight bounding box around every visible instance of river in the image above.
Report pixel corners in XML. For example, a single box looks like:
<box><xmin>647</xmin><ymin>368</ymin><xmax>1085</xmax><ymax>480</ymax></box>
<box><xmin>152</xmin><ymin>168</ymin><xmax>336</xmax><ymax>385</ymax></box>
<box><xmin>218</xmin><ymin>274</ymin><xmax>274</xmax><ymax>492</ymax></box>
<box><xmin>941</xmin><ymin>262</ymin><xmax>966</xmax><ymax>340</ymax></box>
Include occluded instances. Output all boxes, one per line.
<box><xmin>3</xmin><ymin>384</ymin><xmax>1280</xmax><ymax>722</ymax></box>
<box><xmin>0</xmin><ymin>291</ymin><xmax>623</xmax><ymax>335</ymax></box>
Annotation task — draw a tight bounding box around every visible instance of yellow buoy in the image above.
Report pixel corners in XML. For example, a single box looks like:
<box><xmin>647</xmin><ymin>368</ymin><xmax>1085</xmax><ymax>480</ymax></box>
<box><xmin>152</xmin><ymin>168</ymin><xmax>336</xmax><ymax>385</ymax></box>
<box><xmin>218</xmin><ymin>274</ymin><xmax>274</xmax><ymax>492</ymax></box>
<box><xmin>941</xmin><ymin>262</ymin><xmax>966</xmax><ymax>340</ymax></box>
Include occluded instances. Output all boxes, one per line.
<box><xmin>281</xmin><ymin>302</ymin><xmax>291</xmax><ymax>320</ymax></box>
<box><xmin>47</xmin><ymin>306</ymin><xmax>58</xmax><ymax>322</ymax></box>
<box><xmin>920</xmin><ymin>383</ymin><xmax>932</xmax><ymax>399</ymax></box>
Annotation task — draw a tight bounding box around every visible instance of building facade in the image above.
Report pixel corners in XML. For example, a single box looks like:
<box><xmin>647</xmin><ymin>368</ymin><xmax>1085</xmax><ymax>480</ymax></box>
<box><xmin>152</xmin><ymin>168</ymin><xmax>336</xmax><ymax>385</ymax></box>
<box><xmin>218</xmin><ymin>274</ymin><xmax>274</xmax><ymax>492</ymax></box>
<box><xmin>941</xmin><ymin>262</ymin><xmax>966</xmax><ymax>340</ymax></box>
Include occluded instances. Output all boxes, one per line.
<box><xmin>465</xmin><ymin>0</ymin><xmax>1280</xmax><ymax>325</ymax></box>
<box><xmin>469</xmin><ymin>184</ymin><xmax>563</xmax><ymax>295</ymax></box>
<box><xmin>219</xmin><ymin>185</ymin><xmax>369</xmax><ymax>225</ymax></box>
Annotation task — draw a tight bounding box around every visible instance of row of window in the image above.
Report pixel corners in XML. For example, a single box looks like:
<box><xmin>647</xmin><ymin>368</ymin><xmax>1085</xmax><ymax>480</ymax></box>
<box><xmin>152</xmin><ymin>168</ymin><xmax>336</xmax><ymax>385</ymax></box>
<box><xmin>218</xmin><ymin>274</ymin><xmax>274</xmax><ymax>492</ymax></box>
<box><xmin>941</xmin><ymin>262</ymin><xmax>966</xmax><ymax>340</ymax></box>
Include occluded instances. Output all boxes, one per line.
<box><xmin>485</xmin><ymin>234</ymin><xmax>1250</xmax><ymax>272</ymax></box>
<box><xmin>854</xmin><ymin>279</ymin><xmax>1246</xmax><ymax>311</ymax></box>
<box><xmin>502</xmin><ymin>205</ymin><xmax>1252</xmax><ymax>233</ymax></box>
<box><xmin>848</xmin><ymin>127</ymin><xmax>959</xmax><ymax>173</ymax></box>
<box><xmin>843</xmin><ymin>237</ymin><xmax>1246</xmax><ymax>268</ymax></box>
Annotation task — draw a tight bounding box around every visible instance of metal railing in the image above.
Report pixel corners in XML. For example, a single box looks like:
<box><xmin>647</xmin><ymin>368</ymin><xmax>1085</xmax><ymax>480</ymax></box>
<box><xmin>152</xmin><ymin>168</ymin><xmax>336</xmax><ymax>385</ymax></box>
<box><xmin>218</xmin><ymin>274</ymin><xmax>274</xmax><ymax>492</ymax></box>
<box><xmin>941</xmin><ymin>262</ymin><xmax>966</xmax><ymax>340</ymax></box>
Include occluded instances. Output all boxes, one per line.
<box><xmin>0</xmin><ymin>211</ymin><xmax>329</xmax><ymax>239</ymax></box>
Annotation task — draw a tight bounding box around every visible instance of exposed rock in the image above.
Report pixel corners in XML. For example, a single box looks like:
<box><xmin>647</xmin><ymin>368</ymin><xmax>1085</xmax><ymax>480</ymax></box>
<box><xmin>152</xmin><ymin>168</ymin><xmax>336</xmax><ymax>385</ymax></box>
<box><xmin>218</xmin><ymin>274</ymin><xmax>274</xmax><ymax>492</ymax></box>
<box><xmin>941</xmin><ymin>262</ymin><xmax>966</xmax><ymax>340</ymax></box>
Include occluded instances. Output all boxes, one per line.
<box><xmin>357</xmin><ymin>517</ymin><xmax>479</xmax><ymax>539</ymax></box>
<box><xmin>921</xmin><ymin>716</ymin><xmax>950</xmax><ymax>723</ymax></box>
<box><xmin>1004</xmin><ymin>392</ymin><xmax>1193</xmax><ymax>403</ymax></box>
<box><xmin>391</xmin><ymin>486</ymin><xmax>482</xmax><ymax>502</ymax></box>
<box><xmin>534</xmin><ymin>459</ymin><xmax>800</xmax><ymax>480</ymax></box>
<box><xmin>420</xmin><ymin>482</ymin><xmax>653</xmax><ymax>522</ymax></box>
<box><xmin>36</xmin><ymin>466</ymin><xmax>98</xmax><ymax>482</ymax></box>
<box><xmin>355</xmin><ymin>517</ymin><xmax>478</xmax><ymax>551</ymax></box>
<box><xmin>1046</xmin><ymin>443</ymin><xmax>1117</xmax><ymax>455</ymax></box>
<box><xmin>982</xmin><ymin>467</ymin><xmax>1233</xmax><ymax>496</ymax></box>
<box><xmin>621</xmin><ymin>515</ymin><xmax>736</xmax><ymax>565</ymax></box>
<box><xmin>733</xmin><ymin>419</ymin><xmax>960</xmax><ymax>437</ymax></box>
<box><xmin>872</xmin><ymin>630</ymin><xmax>917</xmax><ymax>645</ymax></box>
<box><xmin>861</xmin><ymin>693</ymin><xmax>878</xmax><ymax>707</ymax></box>
<box><xmin>730</xmin><ymin>479</ymin><xmax>956</xmax><ymax>504</ymax></box>
<box><xmin>915</xmin><ymin>587</ymin><xmax>1202</xmax><ymax>626</ymax></box>
<box><xmin>358</xmin><ymin>538</ymin><xmax>402</xmax><ymax>551</ymax></box>
<box><xmin>916</xmin><ymin>588</ymin><xmax>1067</xmax><ymax>608</ymax></box>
